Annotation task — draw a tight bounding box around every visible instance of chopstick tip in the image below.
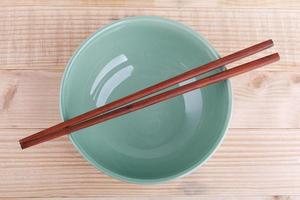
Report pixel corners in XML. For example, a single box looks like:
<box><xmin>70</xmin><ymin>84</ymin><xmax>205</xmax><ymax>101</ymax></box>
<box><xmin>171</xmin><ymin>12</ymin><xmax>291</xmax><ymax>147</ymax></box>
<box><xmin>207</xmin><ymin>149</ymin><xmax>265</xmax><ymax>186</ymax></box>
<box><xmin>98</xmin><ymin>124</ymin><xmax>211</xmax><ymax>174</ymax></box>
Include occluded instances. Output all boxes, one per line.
<box><xmin>19</xmin><ymin>140</ymin><xmax>26</xmax><ymax>150</ymax></box>
<box><xmin>266</xmin><ymin>39</ymin><xmax>274</xmax><ymax>46</ymax></box>
<box><xmin>264</xmin><ymin>53</ymin><xmax>280</xmax><ymax>62</ymax></box>
<box><xmin>272</xmin><ymin>52</ymin><xmax>280</xmax><ymax>61</ymax></box>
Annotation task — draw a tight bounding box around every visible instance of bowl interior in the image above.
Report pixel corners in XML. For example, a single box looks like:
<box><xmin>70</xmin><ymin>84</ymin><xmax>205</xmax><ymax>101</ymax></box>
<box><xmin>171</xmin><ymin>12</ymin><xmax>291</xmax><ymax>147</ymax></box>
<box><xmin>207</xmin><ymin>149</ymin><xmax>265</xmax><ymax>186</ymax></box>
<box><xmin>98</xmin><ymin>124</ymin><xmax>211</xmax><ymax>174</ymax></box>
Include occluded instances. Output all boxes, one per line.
<box><xmin>60</xmin><ymin>17</ymin><xmax>231</xmax><ymax>183</ymax></box>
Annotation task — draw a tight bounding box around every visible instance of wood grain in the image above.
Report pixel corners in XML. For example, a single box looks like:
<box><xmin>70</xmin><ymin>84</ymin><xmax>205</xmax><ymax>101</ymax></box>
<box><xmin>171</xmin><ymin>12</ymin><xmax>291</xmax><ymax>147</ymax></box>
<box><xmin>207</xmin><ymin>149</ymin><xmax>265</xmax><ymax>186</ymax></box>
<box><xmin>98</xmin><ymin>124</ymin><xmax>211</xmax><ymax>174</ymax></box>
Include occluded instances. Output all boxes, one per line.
<box><xmin>0</xmin><ymin>0</ymin><xmax>299</xmax><ymax>8</ymax></box>
<box><xmin>0</xmin><ymin>70</ymin><xmax>299</xmax><ymax>129</ymax></box>
<box><xmin>2</xmin><ymin>196</ymin><xmax>300</xmax><ymax>200</ymax></box>
<box><xmin>0</xmin><ymin>197</ymin><xmax>298</xmax><ymax>200</ymax></box>
<box><xmin>0</xmin><ymin>7</ymin><xmax>298</xmax><ymax>71</ymax></box>
<box><xmin>1</xmin><ymin>128</ymin><xmax>300</xmax><ymax>197</ymax></box>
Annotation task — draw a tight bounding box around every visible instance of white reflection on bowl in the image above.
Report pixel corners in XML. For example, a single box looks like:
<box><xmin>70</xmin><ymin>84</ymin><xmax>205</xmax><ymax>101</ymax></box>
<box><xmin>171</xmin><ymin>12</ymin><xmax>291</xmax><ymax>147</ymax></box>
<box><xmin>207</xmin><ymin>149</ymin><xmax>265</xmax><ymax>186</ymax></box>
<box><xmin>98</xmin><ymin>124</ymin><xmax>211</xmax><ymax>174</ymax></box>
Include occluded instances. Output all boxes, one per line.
<box><xmin>90</xmin><ymin>54</ymin><xmax>133</xmax><ymax>107</ymax></box>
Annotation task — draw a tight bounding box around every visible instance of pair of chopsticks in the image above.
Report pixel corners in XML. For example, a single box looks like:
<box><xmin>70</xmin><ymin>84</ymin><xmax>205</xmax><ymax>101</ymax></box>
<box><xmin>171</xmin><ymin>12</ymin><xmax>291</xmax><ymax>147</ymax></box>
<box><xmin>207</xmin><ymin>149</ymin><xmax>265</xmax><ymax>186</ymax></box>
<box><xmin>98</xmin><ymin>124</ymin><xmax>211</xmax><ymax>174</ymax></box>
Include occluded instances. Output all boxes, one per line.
<box><xmin>19</xmin><ymin>39</ymin><xmax>279</xmax><ymax>149</ymax></box>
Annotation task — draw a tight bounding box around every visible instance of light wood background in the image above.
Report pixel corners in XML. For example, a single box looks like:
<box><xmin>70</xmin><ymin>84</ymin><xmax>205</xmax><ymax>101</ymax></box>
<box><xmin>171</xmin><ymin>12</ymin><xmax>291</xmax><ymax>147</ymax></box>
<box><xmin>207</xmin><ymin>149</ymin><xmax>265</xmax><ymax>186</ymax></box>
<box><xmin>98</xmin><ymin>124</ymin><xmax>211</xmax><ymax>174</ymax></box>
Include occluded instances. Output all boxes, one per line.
<box><xmin>0</xmin><ymin>0</ymin><xmax>300</xmax><ymax>199</ymax></box>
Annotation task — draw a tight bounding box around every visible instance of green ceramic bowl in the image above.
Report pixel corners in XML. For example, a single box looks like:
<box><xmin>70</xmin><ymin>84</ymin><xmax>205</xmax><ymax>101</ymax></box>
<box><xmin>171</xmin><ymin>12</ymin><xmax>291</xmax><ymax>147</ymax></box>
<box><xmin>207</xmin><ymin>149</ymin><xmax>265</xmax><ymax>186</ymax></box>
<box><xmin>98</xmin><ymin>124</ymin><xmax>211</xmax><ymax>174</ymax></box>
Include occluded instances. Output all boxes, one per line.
<box><xmin>60</xmin><ymin>16</ymin><xmax>232</xmax><ymax>184</ymax></box>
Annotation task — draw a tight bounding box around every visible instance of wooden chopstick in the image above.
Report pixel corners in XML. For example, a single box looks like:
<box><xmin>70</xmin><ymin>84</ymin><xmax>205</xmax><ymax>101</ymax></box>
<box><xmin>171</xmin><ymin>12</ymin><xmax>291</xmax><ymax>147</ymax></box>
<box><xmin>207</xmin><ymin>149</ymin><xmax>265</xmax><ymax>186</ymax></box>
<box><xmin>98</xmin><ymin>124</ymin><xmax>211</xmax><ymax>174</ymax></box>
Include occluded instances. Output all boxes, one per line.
<box><xmin>19</xmin><ymin>40</ymin><xmax>273</xmax><ymax>149</ymax></box>
<box><xmin>20</xmin><ymin>52</ymin><xmax>280</xmax><ymax>149</ymax></box>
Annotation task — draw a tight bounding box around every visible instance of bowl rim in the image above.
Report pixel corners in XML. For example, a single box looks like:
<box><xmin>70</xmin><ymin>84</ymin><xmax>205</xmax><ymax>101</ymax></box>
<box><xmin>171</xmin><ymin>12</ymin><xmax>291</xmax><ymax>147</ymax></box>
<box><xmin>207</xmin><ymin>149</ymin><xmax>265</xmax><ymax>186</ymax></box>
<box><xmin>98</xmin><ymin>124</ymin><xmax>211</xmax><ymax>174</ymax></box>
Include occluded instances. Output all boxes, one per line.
<box><xmin>59</xmin><ymin>16</ymin><xmax>232</xmax><ymax>184</ymax></box>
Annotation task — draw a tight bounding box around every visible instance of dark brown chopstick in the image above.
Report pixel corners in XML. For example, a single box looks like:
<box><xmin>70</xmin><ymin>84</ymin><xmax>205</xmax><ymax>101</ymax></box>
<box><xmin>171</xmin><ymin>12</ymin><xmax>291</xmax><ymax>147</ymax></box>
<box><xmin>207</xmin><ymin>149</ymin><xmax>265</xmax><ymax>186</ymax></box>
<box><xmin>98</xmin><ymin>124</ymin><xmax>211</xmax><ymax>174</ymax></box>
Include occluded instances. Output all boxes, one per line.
<box><xmin>19</xmin><ymin>40</ymin><xmax>273</xmax><ymax>149</ymax></box>
<box><xmin>20</xmin><ymin>52</ymin><xmax>280</xmax><ymax>149</ymax></box>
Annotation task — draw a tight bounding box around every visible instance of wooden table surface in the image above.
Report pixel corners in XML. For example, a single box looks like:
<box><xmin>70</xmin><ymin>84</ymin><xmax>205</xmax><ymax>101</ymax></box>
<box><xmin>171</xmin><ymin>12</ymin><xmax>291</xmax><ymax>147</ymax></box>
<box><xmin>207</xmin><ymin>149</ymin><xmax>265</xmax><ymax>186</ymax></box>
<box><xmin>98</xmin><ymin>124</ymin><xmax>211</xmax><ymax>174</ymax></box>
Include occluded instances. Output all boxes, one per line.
<box><xmin>1</xmin><ymin>1</ymin><xmax>300</xmax><ymax>199</ymax></box>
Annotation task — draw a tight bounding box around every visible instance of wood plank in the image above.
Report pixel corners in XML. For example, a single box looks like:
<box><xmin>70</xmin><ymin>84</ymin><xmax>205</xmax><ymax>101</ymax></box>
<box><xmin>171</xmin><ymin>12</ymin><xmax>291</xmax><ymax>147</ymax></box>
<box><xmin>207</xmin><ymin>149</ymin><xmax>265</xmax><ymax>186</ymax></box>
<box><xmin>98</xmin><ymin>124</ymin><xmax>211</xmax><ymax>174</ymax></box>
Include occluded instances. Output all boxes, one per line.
<box><xmin>4</xmin><ymin>196</ymin><xmax>300</xmax><ymax>200</ymax></box>
<box><xmin>0</xmin><ymin>7</ymin><xmax>298</xmax><ymax>71</ymax></box>
<box><xmin>1</xmin><ymin>128</ymin><xmax>300</xmax><ymax>197</ymax></box>
<box><xmin>0</xmin><ymin>70</ymin><xmax>61</xmax><ymax>129</ymax></box>
<box><xmin>0</xmin><ymin>0</ymin><xmax>300</xmax><ymax>8</ymax></box>
<box><xmin>0</xmin><ymin>70</ymin><xmax>299</xmax><ymax>129</ymax></box>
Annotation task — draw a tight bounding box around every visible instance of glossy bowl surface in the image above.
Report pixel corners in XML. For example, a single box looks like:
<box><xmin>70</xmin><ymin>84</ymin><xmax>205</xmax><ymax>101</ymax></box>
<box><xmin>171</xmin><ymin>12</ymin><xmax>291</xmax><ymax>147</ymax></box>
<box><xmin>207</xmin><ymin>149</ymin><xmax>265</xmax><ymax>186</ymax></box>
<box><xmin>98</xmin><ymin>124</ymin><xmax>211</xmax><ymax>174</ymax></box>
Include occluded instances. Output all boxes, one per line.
<box><xmin>60</xmin><ymin>16</ymin><xmax>232</xmax><ymax>184</ymax></box>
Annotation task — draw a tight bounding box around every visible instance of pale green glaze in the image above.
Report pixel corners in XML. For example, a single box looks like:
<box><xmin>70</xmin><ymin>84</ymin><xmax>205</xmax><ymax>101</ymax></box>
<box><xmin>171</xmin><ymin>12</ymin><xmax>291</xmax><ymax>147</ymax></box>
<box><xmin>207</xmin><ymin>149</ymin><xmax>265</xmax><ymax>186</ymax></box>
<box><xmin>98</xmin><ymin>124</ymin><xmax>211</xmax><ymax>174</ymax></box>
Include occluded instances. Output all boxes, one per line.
<box><xmin>60</xmin><ymin>16</ymin><xmax>232</xmax><ymax>184</ymax></box>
